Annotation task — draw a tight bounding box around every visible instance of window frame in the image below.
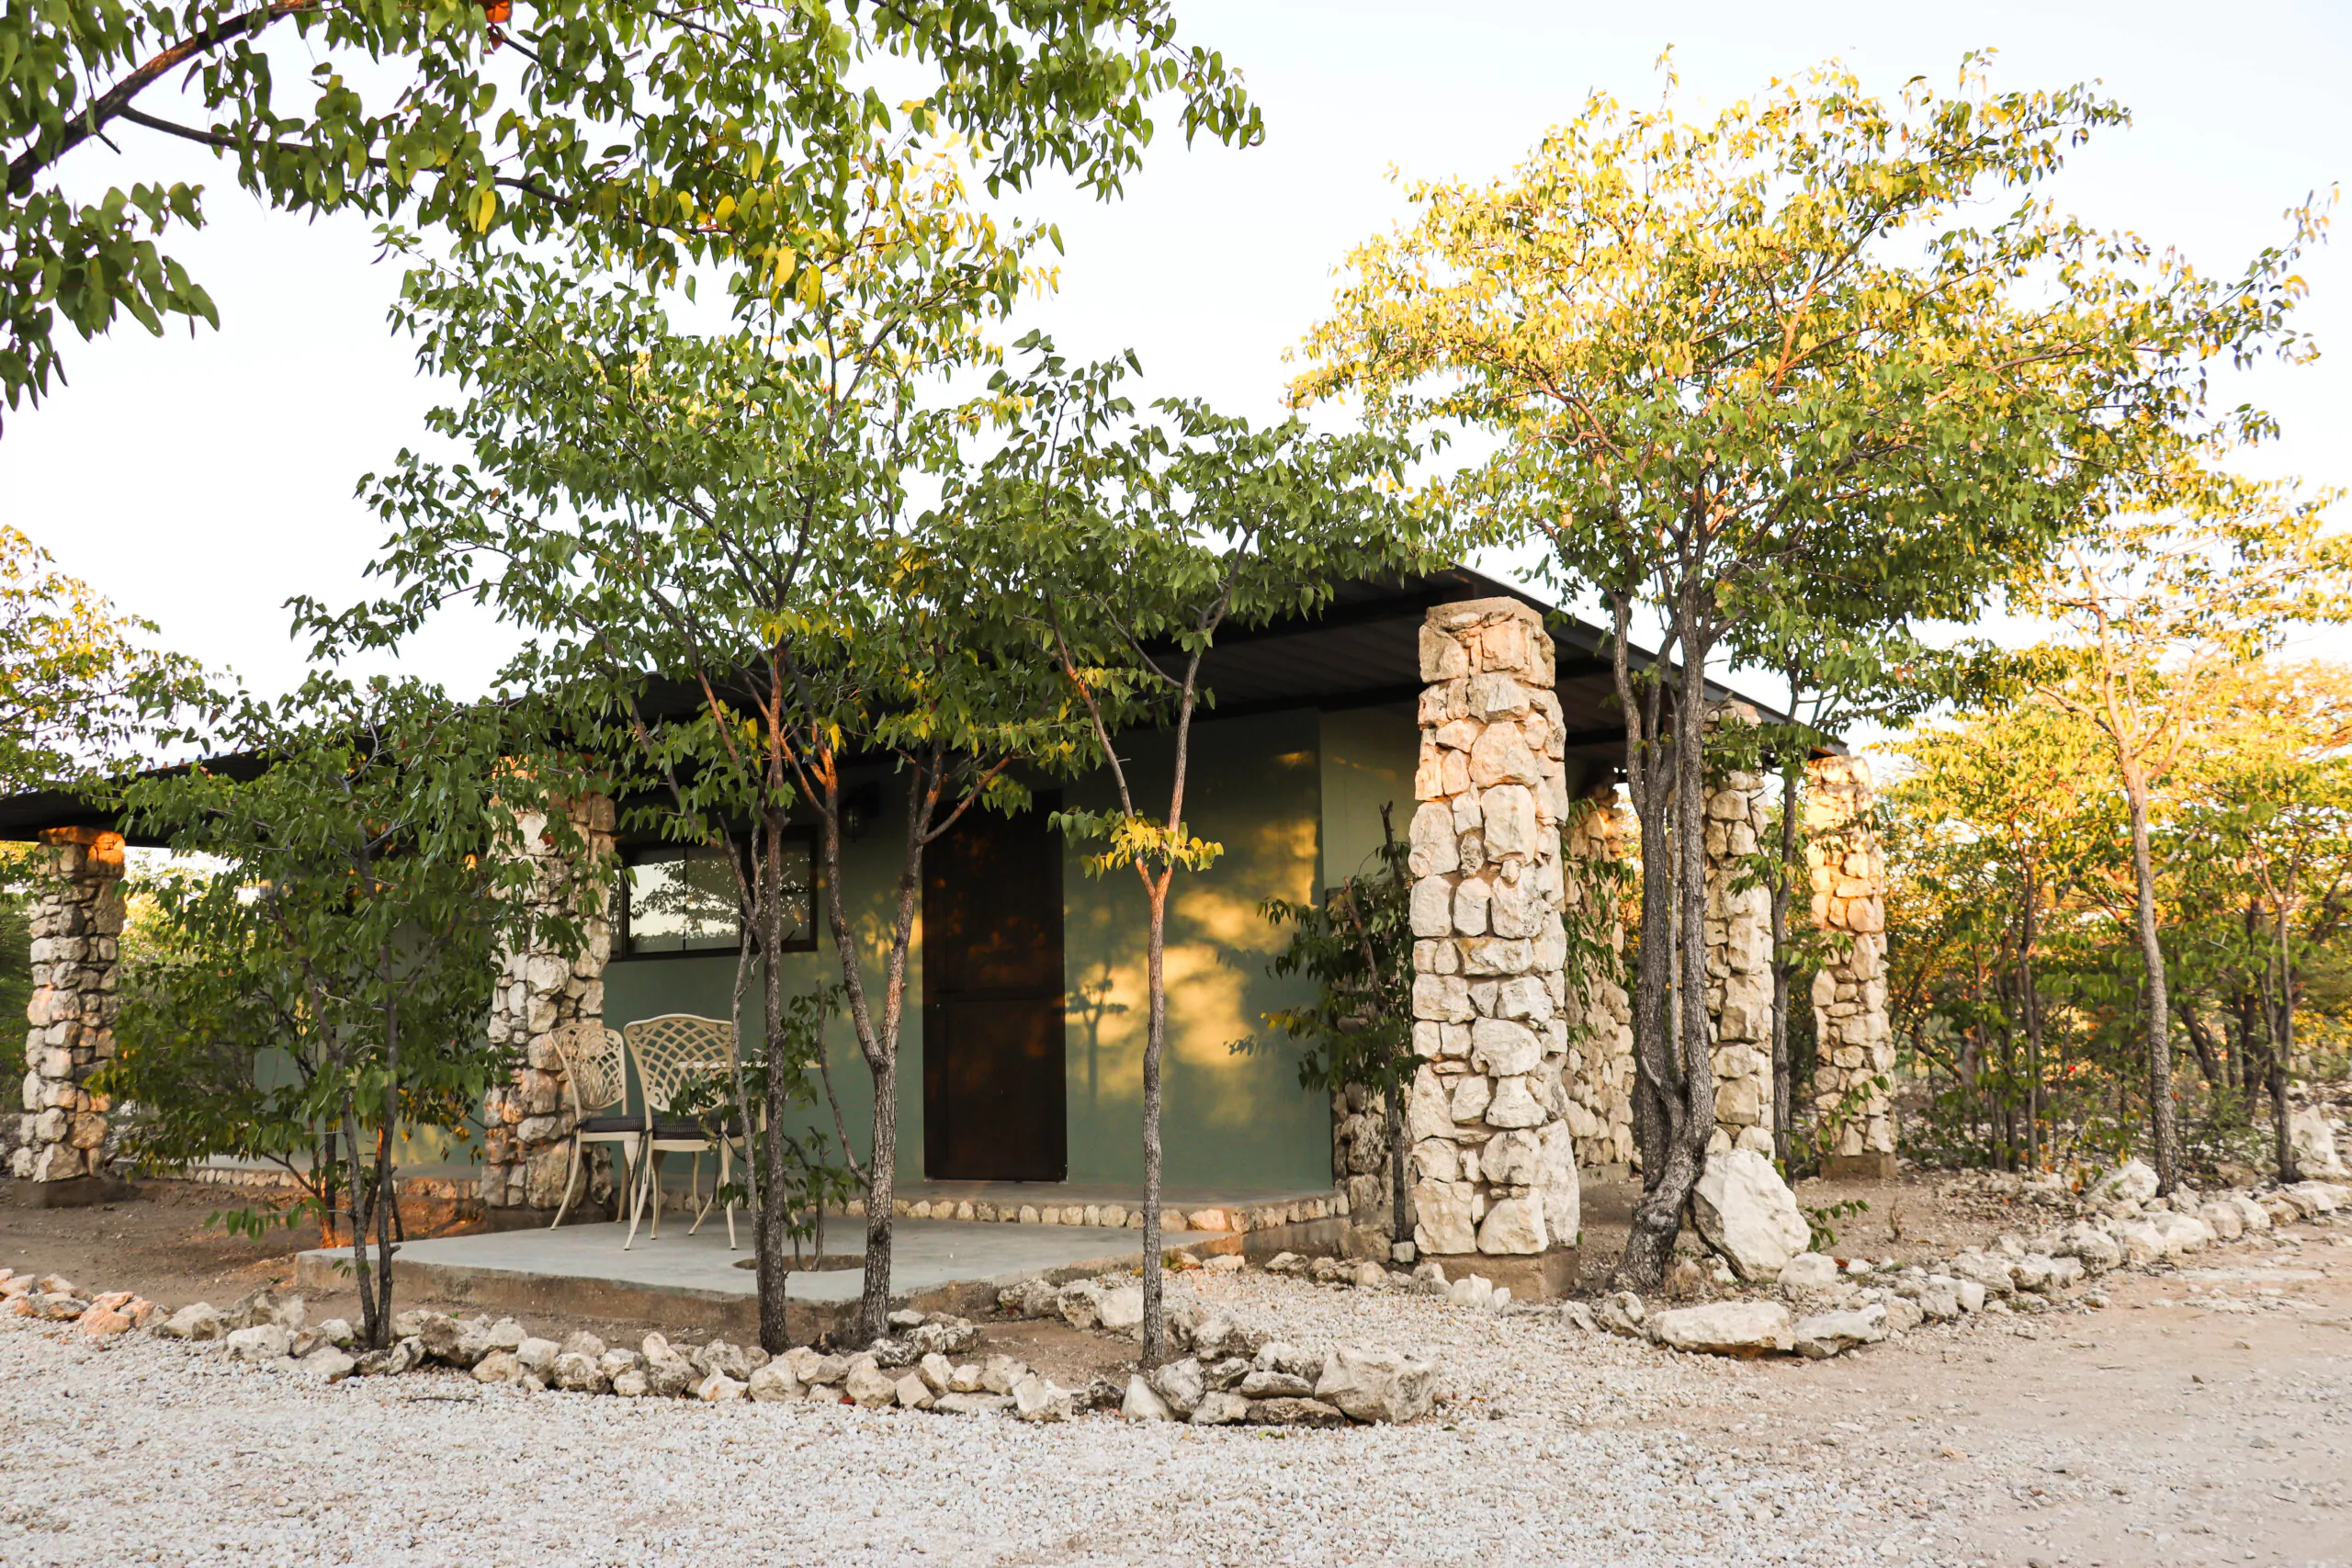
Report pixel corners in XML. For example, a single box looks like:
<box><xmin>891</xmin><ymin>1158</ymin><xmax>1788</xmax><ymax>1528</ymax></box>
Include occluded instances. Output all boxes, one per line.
<box><xmin>615</xmin><ymin>829</ymin><xmax>820</xmax><ymax>961</ymax></box>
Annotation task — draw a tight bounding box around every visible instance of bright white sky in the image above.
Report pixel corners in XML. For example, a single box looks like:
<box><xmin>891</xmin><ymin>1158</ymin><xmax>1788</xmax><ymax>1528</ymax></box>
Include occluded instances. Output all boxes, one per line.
<box><xmin>3</xmin><ymin>0</ymin><xmax>2346</xmax><ymax>708</ymax></box>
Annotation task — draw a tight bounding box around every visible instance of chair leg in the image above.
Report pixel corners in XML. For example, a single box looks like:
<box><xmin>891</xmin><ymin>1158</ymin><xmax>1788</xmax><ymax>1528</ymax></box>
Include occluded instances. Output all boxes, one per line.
<box><xmin>625</xmin><ymin>1140</ymin><xmax>652</xmax><ymax>1249</ymax></box>
<box><xmin>720</xmin><ymin>1141</ymin><xmax>739</xmax><ymax>1250</ymax></box>
<box><xmin>687</xmin><ymin>1148</ymin><xmax>712</xmax><ymax>1236</ymax></box>
<box><xmin>550</xmin><ymin>1137</ymin><xmax>582</xmax><ymax>1231</ymax></box>
<box><xmin>648</xmin><ymin>1149</ymin><xmax>664</xmax><ymax>1241</ymax></box>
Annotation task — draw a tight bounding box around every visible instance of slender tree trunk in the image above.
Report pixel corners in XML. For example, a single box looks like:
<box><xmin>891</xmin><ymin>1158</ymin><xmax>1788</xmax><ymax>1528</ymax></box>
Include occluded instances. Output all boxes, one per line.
<box><xmin>2019</xmin><ymin>866</ymin><xmax>2043</xmax><ymax>1170</ymax></box>
<box><xmin>1615</xmin><ymin>615</ymin><xmax>1720</xmax><ymax>1290</ymax></box>
<box><xmin>1769</xmin><ymin>744</ymin><xmax>1801</xmax><ymax>1170</ymax></box>
<box><xmin>753</xmin><ymin>817</ymin><xmax>795</xmax><ymax>1354</ymax></box>
<box><xmin>339</xmin><ymin>1090</ymin><xmax>376</xmax><ymax>1346</ymax></box>
<box><xmin>2119</xmin><ymin>760</ymin><xmax>2178</xmax><ymax>1192</ymax></box>
<box><xmin>1140</xmin><ymin>879</ymin><xmax>1170</xmax><ymax>1365</ymax></box>
<box><xmin>1386</xmin><ymin>1081</ymin><xmax>1408</xmax><ymax>1260</ymax></box>
<box><xmin>2267</xmin><ymin>908</ymin><xmax>2300</xmax><ymax>1184</ymax></box>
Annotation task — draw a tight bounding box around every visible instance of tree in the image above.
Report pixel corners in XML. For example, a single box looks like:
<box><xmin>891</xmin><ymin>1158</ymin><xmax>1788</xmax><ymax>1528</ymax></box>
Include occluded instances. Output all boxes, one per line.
<box><xmin>107</xmin><ymin>674</ymin><xmax>589</xmax><ymax>1348</ymax></box>
<box><xmin>0</xmin><ymin>525</ymin><xmax>197</xmax><ymax>791</ymax></box>
<box><xmin>2030</xmin><ymin>479</ymin><xmax>2352</xmax><ymax>1190</ymax></box>
<box><xmin>1294</xmin><ymin>58</ymin><xmax>2318</xmax><ymax>1288</ymax></box>
<box><xmin>3</xmin><ymin>0</ymin><xmax>1258</xmax><ymax>424</ymax></box>
<box><xmin>2159</xmin><ymin>662</ymin><xmax>2352</xmax><ymax>1180</ymax></box>
<box><xmin>324</xmin><ymin>151</ymin><xmax>1099</xmax><ymax>1348</ymax></box>
<box><xmin>1889</xmin><ymin>693</ymin><xmax>2111</xmax><ymax>1168</ymax></box>
<box><xmin>1726</xmin><ymin>605</ymin><xmax>1985</xmax><ymax>1169</ymax></box>
<box><xmin>973</xmin><ymin>355</ymin><xmax>1426</xmax><ymax>1362</ymax></box>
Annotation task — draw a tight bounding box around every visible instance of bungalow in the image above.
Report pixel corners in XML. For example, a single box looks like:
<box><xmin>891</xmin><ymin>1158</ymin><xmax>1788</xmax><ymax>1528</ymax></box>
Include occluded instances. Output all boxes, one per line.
<box><xmin>1</xmin><ymin>570</ymin><xmax>1894</xmax><ymax>1288</ymax></box>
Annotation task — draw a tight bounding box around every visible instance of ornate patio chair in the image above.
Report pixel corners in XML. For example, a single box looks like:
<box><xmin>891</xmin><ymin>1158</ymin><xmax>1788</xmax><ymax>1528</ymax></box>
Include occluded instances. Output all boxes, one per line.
<box><xmin>543</xmin><ymin>1021</ymin><xmax>644</xmax><ymax>1233</ymax></box>
<box><xmin>620</xmin><ymin>1013</ymin><xmax>746</xmax><ymax>1250</ymax></box>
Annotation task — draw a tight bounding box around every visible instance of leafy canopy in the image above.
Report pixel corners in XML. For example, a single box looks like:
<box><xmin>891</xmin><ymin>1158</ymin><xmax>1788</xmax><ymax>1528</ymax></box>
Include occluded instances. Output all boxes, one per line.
<box><xmin>3</xmin><ymin>0</ymin><xmax>1260</xmax><ymax>423</ymax></box>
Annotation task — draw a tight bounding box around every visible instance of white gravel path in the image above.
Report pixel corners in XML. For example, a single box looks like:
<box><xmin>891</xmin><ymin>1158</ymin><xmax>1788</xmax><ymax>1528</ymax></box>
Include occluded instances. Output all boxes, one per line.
<box><xmin>6</xmin><ymin>1225</ymin><xmax>2346</xmax><ymax>1568</ymax></box>
<box><xmin>0</xmin><ymin>1275</ymin><xmax>1942</xmax><ymax>1568</ymax></box>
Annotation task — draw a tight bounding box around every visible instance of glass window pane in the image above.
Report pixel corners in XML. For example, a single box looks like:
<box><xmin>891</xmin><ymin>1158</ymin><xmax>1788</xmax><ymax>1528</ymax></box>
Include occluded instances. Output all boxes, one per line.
<box><xmin>627</xmin><ymin>849</ymin><xmax>740</xmax><ymax>953</ymax></box>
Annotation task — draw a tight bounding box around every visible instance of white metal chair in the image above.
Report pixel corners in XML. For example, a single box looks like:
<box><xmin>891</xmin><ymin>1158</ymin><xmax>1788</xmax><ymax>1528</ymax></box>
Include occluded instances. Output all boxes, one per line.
<box><xmin>621</xmin><ymin>1013</ymin><xmax>743</xmax><ymax>1249</ymax></box>
<box><xmin>544</xmin><ymin>1021</ymin><xmax>642</xmax><ymax>1232</ymax></box>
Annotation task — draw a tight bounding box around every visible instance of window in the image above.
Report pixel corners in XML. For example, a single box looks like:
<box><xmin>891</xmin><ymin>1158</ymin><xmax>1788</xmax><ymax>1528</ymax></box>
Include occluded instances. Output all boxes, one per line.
<box><xmin>618</xmin><ymin>837</ymin><xmax>818</xmax><ymax>958</ymax></box>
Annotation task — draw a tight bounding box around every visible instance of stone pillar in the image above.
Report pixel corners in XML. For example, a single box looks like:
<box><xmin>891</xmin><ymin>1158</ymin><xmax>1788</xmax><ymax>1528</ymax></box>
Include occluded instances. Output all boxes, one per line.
<box><xmin>481</xmin><ymin>794</ymin><xmax>616</xmax><ymax>1217</ymax></box>
<box><xmin>13</xmin><ymin>827</ymin><xmax>129</xmax><ymax>1204</ymax></box>
<box><xmin>1702</xmin><ymin>705</ymin><xmax>1777</xmax><ymax>1156</ymax></box>
<box><xmin>1561</xmin><ymin>786</ymin><xmax>1634</xmax><ymax>1171</ymax></box>
<box><xmin>1805</xmin><ymin>754</ymin><xmax>1894</xmax><ymax>1179</ymax></box>
<box><xmin>1404</xmin><ymin>598</ymin><xmax>1579</xmax><ymax>1294</ymax></box>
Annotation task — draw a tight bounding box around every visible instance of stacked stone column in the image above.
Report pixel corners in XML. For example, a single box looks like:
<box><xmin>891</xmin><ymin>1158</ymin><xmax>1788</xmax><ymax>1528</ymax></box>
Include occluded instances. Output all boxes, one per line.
<box><xmin>13</xmin><ymin>827</ymin><xmax>127</xmax><ymax>1200</ymax></box>
<box><xmin>1560</xmin><ymin>788</ymin><xmax>1634</xmax><ymax>1170</ymax></box>
<box><xmin>1702</xmin><ymin>705</ymin><xmax>1777</xmax><ymax>1156</ymax></box>
<box><xmin>1405</xmin><ymin>598</ymin><xmax>1579</xmax><ymax>1279</ymax></box>
<box><xmin>481</xmin><ymin>795</ymin><xmax>616</xmax><ymax>1214</ymax></box>
<box><xmin>1805</xmin><ymin>754</ymin><xmax>1895</xmax><ymax>1178</ymax></box>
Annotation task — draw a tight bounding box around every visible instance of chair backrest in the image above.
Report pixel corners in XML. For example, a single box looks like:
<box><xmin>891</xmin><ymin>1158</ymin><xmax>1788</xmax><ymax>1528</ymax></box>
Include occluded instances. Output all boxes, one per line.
<box><xmin>543</xmin><ymin>1021</ymin><xmax>628</xmax><ymax>1117</ymax></box>
<box><xmin>622</xmin><ymin>1013</ymin><xmax>736</xmax><ymax>1115</ymax></box>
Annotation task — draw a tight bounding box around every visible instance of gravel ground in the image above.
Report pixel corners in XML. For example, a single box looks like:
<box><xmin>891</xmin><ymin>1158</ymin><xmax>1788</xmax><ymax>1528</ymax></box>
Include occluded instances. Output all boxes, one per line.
<box><xmin>3</xmin><ymin>1216</ymin><xmax>2347</xmax><ymax>1566</ymax></box>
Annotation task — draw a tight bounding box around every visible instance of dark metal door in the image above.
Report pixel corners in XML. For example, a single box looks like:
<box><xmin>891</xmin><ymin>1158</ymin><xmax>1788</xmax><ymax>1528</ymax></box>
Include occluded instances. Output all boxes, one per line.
<box><xmin>922</xmin><ymin>796</ymin><xmax>1066</xmax><ymax>1180</ymax></box>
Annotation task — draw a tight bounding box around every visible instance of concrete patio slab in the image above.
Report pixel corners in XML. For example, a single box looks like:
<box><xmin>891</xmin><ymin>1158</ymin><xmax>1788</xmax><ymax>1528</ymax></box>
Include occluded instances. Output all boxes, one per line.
<box><xmin>296</xmin><ymin>1215</ymin><xmax>1210</xmax><ymax>1336</ymax></box>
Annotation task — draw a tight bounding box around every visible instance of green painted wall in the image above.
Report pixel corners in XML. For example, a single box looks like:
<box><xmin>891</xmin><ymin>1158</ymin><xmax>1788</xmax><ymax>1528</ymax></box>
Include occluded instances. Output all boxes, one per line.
<box><xmin>1060</xmin><ymin>711</ymin><xmax>1327</xmax><ymax>1191</ymax></box>
<box><xmin>1317</xmin><ymin>703</ymin><xmax>1419</xmax><ymax>894</ymax></box>
<box><xmin>603</xmin><ymin>711</ymin><xmax>1335</xmax><ymax>1194</ymax></box>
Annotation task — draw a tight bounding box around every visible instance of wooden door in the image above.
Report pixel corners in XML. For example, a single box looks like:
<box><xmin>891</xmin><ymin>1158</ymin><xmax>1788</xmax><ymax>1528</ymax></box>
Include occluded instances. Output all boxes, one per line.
<box><xmin>922</xmin><ymin>796</ymin><xmax>1067</xmax><ymax>1180</ymax></box>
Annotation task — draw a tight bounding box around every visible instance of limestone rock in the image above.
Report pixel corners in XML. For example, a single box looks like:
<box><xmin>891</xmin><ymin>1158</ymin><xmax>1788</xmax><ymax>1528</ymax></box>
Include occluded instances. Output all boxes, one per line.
<box><xmin>1691</xmin><ymin>1149</ymin><xmax>1811</xmax><ymax>1282</ymax></box>
<box><xmin>917</xmin><ymin>1352</ymin><xmax>956</xmax><ymax>1395</ymax></box>
<box><xmin>1011</xmin><ymin>1374</ymin><xmax>1072</xmax><ymax>1423</ymax></box>
<box><xmin>1313</xmin><ymin>1346</ymin><xmax>1437</xmax><ymax>1424</ymax></box>
<box><xmin>2091</xmin><ymin>1158</ymin><xmax>2159</xmax><ymax>1204</ymax></box>
<box><xmin>2289</xmin><ymin>1107</ymin><xmax>2346</xmax><ymax>1175</ymax></box>
<box><xmin>644</xmin><ymin>1351</ymin><xmax>698</xmax><ymax>1399</ymax></box>
<box><xmin>161</xmin><ymin>1303</ymin><xmax>225</xmax><ymax>1341</ymax></box>
<box><xmin>1093</xmin><ymin>1285</ymin><xmax>1145</xmax><ymax>1333</ymax></box>
<box><xmin>515</xmin><ymin>1337</ymin><xmax>560</xmax><ymax>1377</ymax></box>
<box><xmin>1647</xmin><ymin>1301</ymin><xmax>1793</xmax><ymax>1358</ymax></box>
<box><xmin>1777</xmin><ymin>1253</ymin><xmax>1840</xmax><ymax>1293</ymax></box>
<box><xmin>552</xmin><ymin>1352</ymin><xmax>609</xmax><ymax>1394</ymax></box>
<box><xmin>1792</xmin><ymin>1303</ymin><xmax>1887</xmax><ymax>1359</ymax></box>
<box><xmin>979</xmin><ymin>1355</ymin><xmax>1028</xmax><ymax>1395</ymax></box>
<box><xmin>1945</xmin><ymin>1251</ymin><xmax>2017</xmax><ymax>1295</ymax></box>
<box><xmin>473</xmin><ymin>1350</ymin><xmax>525</xmax><ymax>1385</ymax></box>
<box><xmin>1594</xmin><ymin>1290</ymin><xmax>1646</xmax><ymax>1338</ymax></box>
<box><xmin>894</xmin><ymin>1371</ymin><xmax>934</xmax><ymax>1410</ymax></box>
<box><xmin>1121</xmin><ymin>1375</ymin><xmax>1176</xmax><ymax>1422</ymax></box>
<box><xmin>1245</xmin><ymin>1397</ymin><xmax>1349</xmax><ymax>1428</ymax></box>
<box><xmin>611</xmin><ymin>1371</ymin><xmax>651</xmax><ymax>1398</ymax></box>
<box><xmin>1238</xmin><ymin>1370</ymin><xmax>1317</xmax><ymax>1399</ymax></box>
<box><xmin>1189</xmin><ymin>1392</ymin><xmax>1250</xmax><ymax>1426</ymax></box>
<box><xmin>300</xmin><ymin>1347</ymin><xmax>357</xmax><ymax>1383</ymax></box>
<box><xmin>1056</xmin><ymin>1280</ymin><xmax>1108</xmax><ymax>1331</ymax></box>
<box><xmin>1148</xmin><ymin>1357</ymin><xmax>1205</xmax><ymax>1418</ymax></box>
<box><xmin>845</xmin><ymin>1359</ymin><xmax>899</xmax><ymax>1408</ymax></box>
<box><xmin>2054</xmin><ymin>1223</ymin><xmax>2123</xmax><ymax>1273</ymax></box>
<box><xmin>747</xmin><ymin>1363</ymin><xmax>801</xmax><ymax>1403</ymax></box>
<box><xmin>933</xmin><ymin>1393</ymin><xmax>1014</xmax><ymax>1416</ymax></box>
<box><xmin>225</xmin><ymin>1325</ymin><xmax>291</xmax><ymax>1362</ymax></box>
<box><xmin>2148</xmin><ymin>1210</ymin><xmax>2213</xmax><ymax>1256</ymax></box>
<box><xmin>560</xmin><ymin>1330</ymin><xmax>607</xmax><ymax>1361</ymax></box>
<box><xmin>698</xmin><ymin>1371</ymin><xmax>747</xmax><ymax>1402</ymax></box>
<box><xmin>2110</xmin><ymin>1219</ymin><xmax>2166</xmax><ymax>1265</ymax></box>
<box><xmin>2287</xmin><ymin>1179</ymin><xmax>2346</xmax><ymax>1213</ymax></box>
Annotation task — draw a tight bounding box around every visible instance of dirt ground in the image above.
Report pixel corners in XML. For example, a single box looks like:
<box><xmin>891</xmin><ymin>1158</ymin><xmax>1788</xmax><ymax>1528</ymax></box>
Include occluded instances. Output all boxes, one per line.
<box><xmin>0</xmin><ymin>1179</ymin><xmax>1170</xmax><ymax>1384</ymax></box>
<box><xmin>1631</xmin><ymin>1225</ymin><xmax>2352</xmax><ymax>1566</ymax></box>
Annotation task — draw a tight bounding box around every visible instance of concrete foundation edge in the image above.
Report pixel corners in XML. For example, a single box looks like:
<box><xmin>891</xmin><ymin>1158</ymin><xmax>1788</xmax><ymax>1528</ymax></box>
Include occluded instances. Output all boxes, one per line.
<box><xmin>7</xmin><ymin>1175</ymin><xmax>134</xmax><ymax>1209</ymax></box>
<box><xmin>1422</xmin><ymin>1247</ymin><xmax>1578</xmax><ymax>1301</ymax></box>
